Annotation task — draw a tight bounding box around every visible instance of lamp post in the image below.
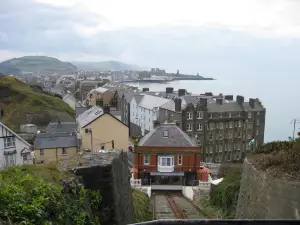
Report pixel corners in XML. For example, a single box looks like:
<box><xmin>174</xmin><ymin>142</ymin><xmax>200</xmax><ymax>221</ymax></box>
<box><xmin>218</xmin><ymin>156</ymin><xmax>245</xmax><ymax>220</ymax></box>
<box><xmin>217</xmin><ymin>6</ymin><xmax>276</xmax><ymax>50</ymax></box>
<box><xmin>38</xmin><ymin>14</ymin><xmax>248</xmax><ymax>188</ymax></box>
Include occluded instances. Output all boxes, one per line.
<box><xmin>290</xmin><ymin>119</ymin><xmax>299</xmax><ymax>141</ymax></box>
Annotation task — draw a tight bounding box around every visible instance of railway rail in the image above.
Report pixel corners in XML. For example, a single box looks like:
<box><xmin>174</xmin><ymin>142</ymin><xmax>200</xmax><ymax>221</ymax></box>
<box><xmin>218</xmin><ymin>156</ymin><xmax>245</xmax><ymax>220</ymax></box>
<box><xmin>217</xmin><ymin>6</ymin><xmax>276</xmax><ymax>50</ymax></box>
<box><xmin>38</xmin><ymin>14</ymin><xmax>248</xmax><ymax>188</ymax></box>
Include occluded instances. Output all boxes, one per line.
<box><xmin>152</xmin><ymin>191</ymin><xmax>211</xmax><ymax>220</ymax></box>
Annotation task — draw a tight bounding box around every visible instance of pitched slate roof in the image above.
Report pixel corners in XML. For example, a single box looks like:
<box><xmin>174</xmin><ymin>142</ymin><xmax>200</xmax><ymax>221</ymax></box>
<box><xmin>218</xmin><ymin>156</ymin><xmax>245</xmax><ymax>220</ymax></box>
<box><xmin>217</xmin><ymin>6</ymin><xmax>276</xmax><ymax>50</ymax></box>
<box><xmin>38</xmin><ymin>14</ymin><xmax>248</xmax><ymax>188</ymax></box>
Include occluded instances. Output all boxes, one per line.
<box><xmin>132</xmin><ymin>95</ymin><xmax>144</xmax><ymax>104</ymax></box>
<box><xmin>45</xmin><ymin>121</ymin><xmax>77</xmax><ymax>133</ymax></box>
<box><xmin>207</xmin><ymin>101</ymin><xmax>243</xmax><ymax>112</ymax></box>
<box><xmin>138</xmin><ymin>94</ymin><xmax>172</xmax><ymax>110</ymax></box>
<box><xmin>77</xmin><ymin>106</ymin><xmax>104</xmax><ymax>128</ymax></box>
<box><xmin>75</xmin><ymin>106</ymin><xmax>87</xmax><ymax>117</ymax></box>
<box><xmin>90</xmin><ymin>87</ymin><xmax>108</xmax><ymax>93</ymax></box>
<box><xmin>243</xmin><ymin>99</ymin><xmax>265</xmax><ymax>111</ymax></box>
<box><xmin>138</xmin><ymin>123</ymin><xmax>197</xmax><ymax>147</ymax></box>
<box><xmin>0</xmin><ymin>122</ymin><xmax>31</xmax><ymax>147</ymax></box>
<box><xmin>34</xmin><ymin>132</ymin><xmax>78</xmax><ymax>149</ymax></box>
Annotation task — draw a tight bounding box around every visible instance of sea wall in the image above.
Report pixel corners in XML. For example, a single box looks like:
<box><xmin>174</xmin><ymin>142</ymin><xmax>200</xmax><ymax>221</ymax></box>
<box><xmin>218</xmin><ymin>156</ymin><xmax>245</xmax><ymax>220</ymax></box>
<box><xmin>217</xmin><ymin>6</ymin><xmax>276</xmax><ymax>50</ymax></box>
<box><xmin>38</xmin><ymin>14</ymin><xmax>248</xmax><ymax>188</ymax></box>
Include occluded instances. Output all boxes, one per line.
<box><xmin>74</xmin><ymin>150</ymin><xmax>135</xmax><ymax>225</ymax></box>
<box><xmin>235</xmin><ymin>158</ymin><xmax>300</xmax><ymax>219</ymax></box>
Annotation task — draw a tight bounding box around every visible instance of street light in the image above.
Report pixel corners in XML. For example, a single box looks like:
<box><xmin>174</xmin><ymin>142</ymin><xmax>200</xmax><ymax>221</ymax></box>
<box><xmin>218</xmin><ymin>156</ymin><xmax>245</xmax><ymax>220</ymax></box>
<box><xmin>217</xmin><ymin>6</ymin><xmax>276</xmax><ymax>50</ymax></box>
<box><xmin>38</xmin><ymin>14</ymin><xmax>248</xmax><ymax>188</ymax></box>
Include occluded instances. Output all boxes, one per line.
<box><xmin>290</xmin><ymin>119</ymin><xmax>300</xmax><ymax>141</ymax></box>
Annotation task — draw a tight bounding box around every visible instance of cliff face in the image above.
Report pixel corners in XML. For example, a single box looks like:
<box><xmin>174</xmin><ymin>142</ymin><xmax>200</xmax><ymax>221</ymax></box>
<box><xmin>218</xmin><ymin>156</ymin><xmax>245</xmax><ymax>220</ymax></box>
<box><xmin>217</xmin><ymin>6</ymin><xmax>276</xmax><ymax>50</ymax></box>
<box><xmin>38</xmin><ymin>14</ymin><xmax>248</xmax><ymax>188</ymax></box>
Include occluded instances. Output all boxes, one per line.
<box><xmin>235</xmin><ymin>158</ymin><xmax>300</xmax><ymax>219</ymax></box>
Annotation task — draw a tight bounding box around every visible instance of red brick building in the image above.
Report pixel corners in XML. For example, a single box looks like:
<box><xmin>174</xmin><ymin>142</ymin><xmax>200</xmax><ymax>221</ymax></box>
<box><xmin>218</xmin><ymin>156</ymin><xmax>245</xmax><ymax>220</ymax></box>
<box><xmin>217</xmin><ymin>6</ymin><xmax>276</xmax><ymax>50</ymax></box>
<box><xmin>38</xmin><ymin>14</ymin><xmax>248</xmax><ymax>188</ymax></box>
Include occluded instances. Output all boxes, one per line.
<box><xmin>132</xmin><ymin>122</ymin><xmax>207</xmax><ymax>185</ymax></box>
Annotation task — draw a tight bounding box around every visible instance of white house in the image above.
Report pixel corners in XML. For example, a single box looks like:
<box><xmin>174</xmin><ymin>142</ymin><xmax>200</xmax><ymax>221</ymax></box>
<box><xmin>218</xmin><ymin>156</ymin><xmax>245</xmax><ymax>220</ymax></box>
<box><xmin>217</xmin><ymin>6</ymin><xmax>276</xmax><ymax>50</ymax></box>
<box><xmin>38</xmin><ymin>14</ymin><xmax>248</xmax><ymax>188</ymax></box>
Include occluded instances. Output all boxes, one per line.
<box><xmin>130</xmin><ymin>94</ymin><xmax>172</xmax><ymax>136</ymax></box>
<box><xmin>0</xmin><ymin>122</ymin><xmax>33</xmax><ymax>170</ymax></box>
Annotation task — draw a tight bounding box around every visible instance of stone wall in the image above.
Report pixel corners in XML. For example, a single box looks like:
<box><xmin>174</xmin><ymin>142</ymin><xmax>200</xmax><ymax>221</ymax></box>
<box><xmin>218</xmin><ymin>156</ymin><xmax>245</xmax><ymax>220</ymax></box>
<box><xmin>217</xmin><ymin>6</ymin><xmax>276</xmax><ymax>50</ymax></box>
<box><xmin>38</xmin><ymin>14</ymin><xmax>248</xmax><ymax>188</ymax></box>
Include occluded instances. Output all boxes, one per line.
<box><xmin>235</xmin><ymin>158</ymin><xmax>300</xmax><ymax>219</ymax></box>
<box><xmin>74</xmin><ymin>150</ymin><xmax>135</xmax><ymax>225</ymax></box>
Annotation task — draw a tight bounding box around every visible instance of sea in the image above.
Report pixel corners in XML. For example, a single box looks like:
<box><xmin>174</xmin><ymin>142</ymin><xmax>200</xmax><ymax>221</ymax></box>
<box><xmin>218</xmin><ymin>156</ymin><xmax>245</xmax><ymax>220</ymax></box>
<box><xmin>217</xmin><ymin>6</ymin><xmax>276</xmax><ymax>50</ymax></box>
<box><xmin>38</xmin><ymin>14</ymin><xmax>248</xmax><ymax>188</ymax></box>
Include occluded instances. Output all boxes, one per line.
<box><xmin>126</xmin><ymin>74</ymin><xmax>300</xmax><ymax>142</ymax></box>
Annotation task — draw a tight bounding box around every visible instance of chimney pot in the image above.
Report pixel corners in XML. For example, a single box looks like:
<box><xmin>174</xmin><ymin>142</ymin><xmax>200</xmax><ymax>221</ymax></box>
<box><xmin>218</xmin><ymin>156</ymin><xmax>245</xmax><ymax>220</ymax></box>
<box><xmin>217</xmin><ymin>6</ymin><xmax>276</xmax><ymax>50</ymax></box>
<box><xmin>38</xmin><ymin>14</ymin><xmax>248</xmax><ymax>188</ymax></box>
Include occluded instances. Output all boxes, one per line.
<box><xmin>178</xmin><ymin>89</ymin><xmax>186</xmax><ymax>97</ymax></box>
<box><xmin>199</xmin><ymin>98</ymin><xmax>208</xmax><ymax>108</ymax></box>
<box><xmin>216</xmin><ymin>98</ymin><xmax>223</xmax><ymax>105</ymax></box>
<box><xmin>205</xmin><ymin>92</ymin><xmax>213</xmax><ymax>96</ymax></box>
<box><xmin>224</xmin><ymin>95</ymin><xmax>233</xmax><ymax>101</ymax></box>
<box><xmin>142</xmin><ymin>88</ymin><xmax>149</xmax><ymax>92</ymax></box>
<box><xmin>166</xmin><ymin>87</ymin><xmax>174</xmax><ymax>94</ymax></box>
<box><xmin>175</xmin><ymin>98</ymin><xmax>182</xmax><ymax>112</ymax></box>
<box><xmin>249</xmin><ymin>98</ymin><xmax>255</xmax><ymax>108</ymax></box>
<box><xmin>236</xmin><ymin>95</ymin><xmax>244</xmax><ymax>105</ymax></box>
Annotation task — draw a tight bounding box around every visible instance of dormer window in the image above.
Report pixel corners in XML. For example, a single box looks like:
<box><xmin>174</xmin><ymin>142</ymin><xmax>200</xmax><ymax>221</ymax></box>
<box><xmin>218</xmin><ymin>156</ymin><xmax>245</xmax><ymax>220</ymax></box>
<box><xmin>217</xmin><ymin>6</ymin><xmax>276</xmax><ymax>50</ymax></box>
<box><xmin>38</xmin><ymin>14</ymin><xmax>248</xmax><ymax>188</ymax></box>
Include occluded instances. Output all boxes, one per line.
<box><xmin>163</xmin><ymin>130</ymin><xmax>169</xmax><ymax>137</ymax></box>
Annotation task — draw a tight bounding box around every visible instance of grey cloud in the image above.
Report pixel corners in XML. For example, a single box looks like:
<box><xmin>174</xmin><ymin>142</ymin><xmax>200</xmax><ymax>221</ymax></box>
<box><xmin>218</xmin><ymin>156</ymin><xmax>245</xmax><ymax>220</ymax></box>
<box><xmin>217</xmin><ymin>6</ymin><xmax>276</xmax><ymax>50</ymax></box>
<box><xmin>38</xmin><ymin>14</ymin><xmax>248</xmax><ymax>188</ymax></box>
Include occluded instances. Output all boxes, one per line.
<box><xmin>1</xmin><ymin>0</ymin><xmax>300</xmax><ymax>78</ymax></box>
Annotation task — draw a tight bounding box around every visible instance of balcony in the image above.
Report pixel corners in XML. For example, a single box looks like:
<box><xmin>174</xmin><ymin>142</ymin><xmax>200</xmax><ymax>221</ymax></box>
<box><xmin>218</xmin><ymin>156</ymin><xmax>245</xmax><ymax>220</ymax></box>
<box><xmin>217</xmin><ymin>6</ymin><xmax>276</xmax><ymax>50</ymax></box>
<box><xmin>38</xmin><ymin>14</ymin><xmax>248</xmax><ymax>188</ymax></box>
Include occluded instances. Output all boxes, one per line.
<box><xmin>157</xmin><ymin>165</ymin><xmax>174</xmax><ymax>173</ymax></box>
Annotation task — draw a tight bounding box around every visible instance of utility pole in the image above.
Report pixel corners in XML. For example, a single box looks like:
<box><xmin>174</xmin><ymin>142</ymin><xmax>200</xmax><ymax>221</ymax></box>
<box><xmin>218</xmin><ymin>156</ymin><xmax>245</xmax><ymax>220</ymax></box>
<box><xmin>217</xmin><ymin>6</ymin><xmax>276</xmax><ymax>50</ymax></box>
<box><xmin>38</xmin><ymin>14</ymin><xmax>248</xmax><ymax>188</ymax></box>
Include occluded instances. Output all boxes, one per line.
<box><xmin>290</xmin><ymin>119</ymin><xmax>299</xmax><ymax>141</ymax></box>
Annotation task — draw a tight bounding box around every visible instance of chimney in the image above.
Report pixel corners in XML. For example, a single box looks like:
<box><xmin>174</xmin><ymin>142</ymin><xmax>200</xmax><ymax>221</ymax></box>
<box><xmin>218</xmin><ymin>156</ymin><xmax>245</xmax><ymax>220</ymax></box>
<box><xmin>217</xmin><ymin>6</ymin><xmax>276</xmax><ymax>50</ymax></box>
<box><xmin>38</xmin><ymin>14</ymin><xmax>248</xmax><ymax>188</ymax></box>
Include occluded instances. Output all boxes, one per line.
<box><xmin>178</xmin><ymin>89</ymin><xmax>186</xmax><ymax>97</ymax></box>
<box><xmin>216</xmin><ymin>98</ymin><xmax>223</xmax><ymax>105</ymax></box>
<box><xmin>153</xmin><ymin>120</ymin><xmax>160</xmax><ymax>129</ymax></box>
<box><xmin>249</xmin><ymin>98</ymin><xmax>255</xmax><ymax>108</ymax></box>
<box><xmin>224</xmin><ymin>95</ymin><xmax>233</xmax><ymax>101</ymax></box>
<box><xmin>142</xmin><ymin>87</ymin><xmax>149</xmax><ymax>92</ymax></box>
<box><xmin>166</xmin><ymin>87</ymin><xmax>174</xmax><ymax>94</ymax></box>
<box><xmin>199</xmin><ymin>98</ymin><xmax>208</xmax><ymax>108</ymax></box>
<box><xmin>174</xmin><ymin>98</ymin><xmax>182</xmax><ymax>112</ymax></box>
<box><xmin>205</xmin><ymin>92</ymin><xmax>213</xmax><ymax>96</ymax></box>
<box><xmin>236</xmin><ymin>95</ymin><xmax>244</xmax><ymax>105</ymax></box>
<box><xmin>103</xmin><ymin>106</ymin><xmax>110</xmax><ymax>114</ymax></box>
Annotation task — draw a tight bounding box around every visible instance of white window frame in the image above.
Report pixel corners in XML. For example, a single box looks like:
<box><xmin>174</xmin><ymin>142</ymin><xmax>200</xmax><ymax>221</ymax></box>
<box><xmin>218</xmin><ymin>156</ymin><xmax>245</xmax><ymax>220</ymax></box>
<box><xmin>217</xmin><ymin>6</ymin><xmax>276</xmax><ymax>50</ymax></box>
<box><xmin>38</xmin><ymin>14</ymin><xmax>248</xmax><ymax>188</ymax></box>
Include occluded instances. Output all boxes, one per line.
<box><xmin>187</xmin><ymin>112</ymin><xmax>192</xmax><ymax>120</ymax></box>
<box><xmin>238</xmin><ymin>121</ymin><xmax>242</xmax><ymax>127</ymax></box>
<box><xmin>197</xmin><ymin>111</ymin><xmax>203</xmax><ymax>119</ymax></box>
<box><xmin>248</xmin><ymin>112</ymin><xmax>252</xmax><ymax>118</ymax></box>
<box><xmin>257</xmin><ymin>111</ymin><xmax>260</xmax><ymax>116</ymax></box>
<box><xmin>229</xmin><ymin>121</ymin><xmax>233</xmax><ymax>128</ymax></box>
<box><xmin>196</xmin><ymin>124</ymin><xmax>202</xmax><ymax>131</ymax></box>
<box><xmin>158</xmin><ymin>156</ymin><xmax>174</xmax><ymax>166</ymax></box>
<box><xmin>4</xmin><ymin>137</ymin><xmax>16</xmax><ymax>148</ymax></box>
<box><xmin>143</xmin><ymin>155</ymin><xmax>150</xmax><ymax>165</ymax></box>
<box><xmin>178</xmin><ymin>155</ymin><xmax>183</xmax><ymax>165</ymax></box>
<box><xmin>228</xmin><ymin>112</ymin><xmax>232</xmax><ymax>117</ymax></box>
<box><xmin>220</xmin><ymin>122</ymin><xmax>223</xmax><ymax>129</ymax></box>
<box><xmin>209</xmin><ymin>113</ymin><xmax>212</xmax><ymax>118</ymax></box>
<box><xmin>186</xmin><ymin>124</ymin><xmax>192</xmax><ymax>131</ymax></box>
<box><xmin>256</xmin><ymin>129</ymin><xmax>259</xmax><ymax>136</ymax></box>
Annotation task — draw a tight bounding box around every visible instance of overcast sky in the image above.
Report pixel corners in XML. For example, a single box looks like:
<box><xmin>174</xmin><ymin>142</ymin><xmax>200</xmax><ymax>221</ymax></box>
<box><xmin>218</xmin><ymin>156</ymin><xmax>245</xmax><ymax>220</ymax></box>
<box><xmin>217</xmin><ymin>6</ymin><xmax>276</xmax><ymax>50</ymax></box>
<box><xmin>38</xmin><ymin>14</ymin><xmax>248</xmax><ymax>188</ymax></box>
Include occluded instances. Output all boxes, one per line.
<box><xmin>1</xmin><ymin>0</ymin><xmax>300</xmax><ymax>74</ymax></box>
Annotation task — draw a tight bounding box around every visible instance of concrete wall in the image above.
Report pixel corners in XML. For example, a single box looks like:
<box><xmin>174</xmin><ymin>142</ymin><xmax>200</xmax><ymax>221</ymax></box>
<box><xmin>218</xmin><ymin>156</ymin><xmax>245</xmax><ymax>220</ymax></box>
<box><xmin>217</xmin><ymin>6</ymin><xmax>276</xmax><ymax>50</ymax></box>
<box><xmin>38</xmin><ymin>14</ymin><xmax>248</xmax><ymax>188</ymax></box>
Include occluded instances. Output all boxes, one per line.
<box><xmin>74</xmin><ymin>150</ymin><xmax>135</xmax><ymax>225</ymax></box>
<box><xmin>80</xmin><ymin>114</ymin><xmax>129</xmax><ymax>151</ymax></box>
<box><xmin>182</xmin><ymin>186</ymin><xmax>194</xmax><ymax>201</ymax></box>
<box><xmin>235</xmin><ymin>158</ymin><xmax>300</xmax><ymax>219</ymax></box>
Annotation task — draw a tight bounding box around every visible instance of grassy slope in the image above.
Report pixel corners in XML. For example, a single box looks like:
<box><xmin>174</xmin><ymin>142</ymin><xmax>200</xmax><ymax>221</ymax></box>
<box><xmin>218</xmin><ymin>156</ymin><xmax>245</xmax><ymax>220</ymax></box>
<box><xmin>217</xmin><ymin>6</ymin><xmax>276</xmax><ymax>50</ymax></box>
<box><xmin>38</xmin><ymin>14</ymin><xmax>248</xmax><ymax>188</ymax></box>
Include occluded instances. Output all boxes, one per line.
<box><xmin>132</xmin><ymin>189</ymin><xmax>152</xmax><ymax>222</ymax></box>
<box><xmin>0</xmin><ymin>56</ymin><xmax>77</xmax><ymax>73</ymax></box>
<box><xmin>0</xmin><ymin>74</ymin><xmax>75</xmax><ymax>130</ymax></box>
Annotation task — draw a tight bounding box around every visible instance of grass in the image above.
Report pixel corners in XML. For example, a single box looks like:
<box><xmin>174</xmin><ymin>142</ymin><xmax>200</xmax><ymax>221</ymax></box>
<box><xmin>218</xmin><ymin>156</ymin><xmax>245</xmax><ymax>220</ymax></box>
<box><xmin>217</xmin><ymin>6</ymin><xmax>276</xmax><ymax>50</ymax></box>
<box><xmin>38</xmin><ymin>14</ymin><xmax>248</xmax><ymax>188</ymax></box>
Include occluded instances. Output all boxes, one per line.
<box><xmin>0</xmin><ymin>163</ymin><xmax>74</xmax><ymax>184</ymax></box>
<box><xmin>132</xmin><ymin>189</ymin><xmax>152</xmax><ymax>222</ymax></box>
<box><xmin>0</xmin><ymin>74</ymin><xmax>75</xmax><ymax>130</ymax></box>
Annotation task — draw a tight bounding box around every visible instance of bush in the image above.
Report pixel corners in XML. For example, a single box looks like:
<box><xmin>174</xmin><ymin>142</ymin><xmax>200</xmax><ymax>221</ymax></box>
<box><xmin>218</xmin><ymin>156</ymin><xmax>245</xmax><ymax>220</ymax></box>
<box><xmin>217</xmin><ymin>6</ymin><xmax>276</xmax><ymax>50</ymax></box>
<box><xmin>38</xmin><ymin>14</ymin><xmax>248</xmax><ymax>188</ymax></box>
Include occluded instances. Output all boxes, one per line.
<box><xmin>209</xmin><ymin>164</ymin><xmax>243</xmax><ymax>218</ymax></box>
<box><xmin>132</xmin><ymin>189</ymin><xmax>152</xmax><ymax>222</ymax></box>
<box><xmin>0</xmin><ymin>167</ymin><xmax>101</xmax><ymax>225</ymax></box>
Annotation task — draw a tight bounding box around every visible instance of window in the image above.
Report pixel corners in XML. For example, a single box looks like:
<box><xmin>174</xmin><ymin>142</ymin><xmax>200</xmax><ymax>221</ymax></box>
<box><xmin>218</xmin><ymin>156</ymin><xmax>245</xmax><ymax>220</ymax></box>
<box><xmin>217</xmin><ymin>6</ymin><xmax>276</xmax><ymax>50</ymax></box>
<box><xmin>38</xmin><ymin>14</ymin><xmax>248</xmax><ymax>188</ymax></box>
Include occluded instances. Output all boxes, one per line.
<box><xmin>4</xmin><ymin>137</ymin><xmax>15</xmax><ymax>148</ymax></box>
<box><xmin>40</xmin><ymin>160</ymin><xmax>45</xmax><ymax>164</ymax></box>
<box><xmin>219</xmin><ymin>113</ymin><xmax>222</xmax><ymax>118</ymax></box>
<box><xmin>209</xmin><ymin>113</ymin><xmax>212</xmax><ymax>118</ymax></box>
<box><xmin>143</xmin><ymin>155</ymin><xmax>149</xmax><ymax>165</ymax></box>
<box><xmin>187</xmin><ymin>112</ymin><xmax>192</xmax><ymax>120</ymax></box>
<box><xmin>238</xmin><ymin>132</ymin><xmax>241</xmax><ymax>138</ymax></box>
<box><xmin>256</xmin><ymin>129</ymin><xmax>259</xmax><ymax>136</ymax></box>
<box><xmin>237</xmin><ymin>143</ymin><xmax>240</xmax><ymax>150</ymax></box>
<box><xmin>209</xmin><ymin>134</ymin><xmax>213</xmax><ymax>140</ymax></box>
<box><xmin>228</xmin><ymin>112</ymin><xmax>232</xmax><ymax>117</ymax></box>
<box><xmin>209</xmin><ymin>123</ymin><xmax>214</xmax><ymax>130</ymax></box>
<box><xmin>178</xmin><ymin>155</ymin><xmax>182</xmax><ymax>165</ymax></box>
<box><xmin>248</xmin><ymin>123</ymin><xmax>253</xmax><ymax>129</ymax></box>
<box><xmin>238</xmin><ymin>121</ymin><xmax>242</xmax><ymax>127</ymax></box>
<box><xmin>238</xmin><ymin>112</ymin><xmax>241</xmax><ymax>116</ymax></box>
<box><xmin>210</xmin><ymin>146</ymin><xmax>213</xmax><ymax>153</ymax></box>
<box><xmin>62</xmin><ymin>148</ymin><xmax>67</xmax><ymax>155</ymax></box>
<box><xmin>197</xmin><ymin>111</ymin><xmax>203</xmax><ymax>119</ymax></box>
<box><xmin>219</xmin><ymin>134</ymin><xmax>223</xmax><ymax>140</ymax></box>
<box><xmin>257</xmin><ymin>120</ymin><xmax>260</xmax><ymax>125</ymax></box>
<box><xmin>229</xmin><ymin>121</ymin><xmax>233</xmax><ymax>128</ymax></box>
<box><xmin>220</xmin><ymin>122</ymin><xmax>223</xmax><ymax>129</ymax></box>
<box><xmin>159</xmin><ymin>157</ymin><xmax>174</xmax><ymax>166</ymax></box>
<box><xmin>196</xmin><ymin>124</ymin><xmax>203</xmax><ymax>131</ymax></box>
<box><xmin>257</xmin><ymin>111</ymin><xmax>260</xmax><ymax>116</ymax></box>
<box><xmin>186</xmin><ymin>124</ymin><xmax>192</xmax><ymax>131</ymax></box>
<box><xmin>6</xmin><ymin>155</ymin><xmax>15</xmax><ymax>167</ymax></box>
<box><xmin>229</xmin><ymin>131</ymin><xmax>233</xmax><ymax>139</ymax></box>
<box><xmin>227</xmin><ymin>154</ymin><xmax>231</xmax><ymax>161</ymax></box>
<box><xmin>40</xmin><ymin>149</ymin><xmax>44</xmax><ymax>156</ymax></box>
<box><xmin>248</xmin><ymin>133</ymin><xmax>252</xmax><ymax>139</ymax></box>
<box><xmin>163</xmin><ymin>130</ymin><xmax>169</xmax><ymax>137</ymax></box>
<box><xmin>219</xmin><ymin>145</ymin><xmax>223</xmax><ymax>152</ymax></box>
<box><xmin>248</xmin><ymin>112</ymin><xmax>252</xmax><ymax>118</ymax></box>
<box><xmin>165</xmin><ymin>110</ymin><xmax>168</xmax><ymax>116</ymax></box>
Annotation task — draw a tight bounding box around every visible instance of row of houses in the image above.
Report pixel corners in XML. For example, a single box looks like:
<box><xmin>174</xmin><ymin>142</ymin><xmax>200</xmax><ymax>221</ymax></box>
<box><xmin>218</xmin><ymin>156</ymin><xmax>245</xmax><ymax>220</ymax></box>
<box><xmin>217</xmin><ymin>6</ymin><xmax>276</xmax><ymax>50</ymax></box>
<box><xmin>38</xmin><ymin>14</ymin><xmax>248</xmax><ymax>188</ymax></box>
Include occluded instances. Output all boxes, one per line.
<box><xmin>70</xmin><ymin>83</ymin><xmax>265</xmax><ymax>164</ymax></box>
<box><xmin>0</xmin><ymin>106</ymin><xmax>129</xmax><ymax>169</ymax></box>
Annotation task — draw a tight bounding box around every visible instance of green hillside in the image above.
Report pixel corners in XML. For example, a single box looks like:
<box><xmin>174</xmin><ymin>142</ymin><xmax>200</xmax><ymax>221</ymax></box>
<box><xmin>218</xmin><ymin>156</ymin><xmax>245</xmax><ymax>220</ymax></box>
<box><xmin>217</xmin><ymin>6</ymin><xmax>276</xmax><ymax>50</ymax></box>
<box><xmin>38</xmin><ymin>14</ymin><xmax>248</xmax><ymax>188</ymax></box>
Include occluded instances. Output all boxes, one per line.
<box><xmin>0</xmin><ymin>74</ymin><xmax>75</xmax><ymax>130</ymax></box>
<box><xmin>0</xmin><ymin>56</ymin><xmax>77</xmax><ymax>74</ymax></box>
<box><xmin>73</xmin><ymin>60</ymin><xmax>138</xmax><ymax>71</ymax></box>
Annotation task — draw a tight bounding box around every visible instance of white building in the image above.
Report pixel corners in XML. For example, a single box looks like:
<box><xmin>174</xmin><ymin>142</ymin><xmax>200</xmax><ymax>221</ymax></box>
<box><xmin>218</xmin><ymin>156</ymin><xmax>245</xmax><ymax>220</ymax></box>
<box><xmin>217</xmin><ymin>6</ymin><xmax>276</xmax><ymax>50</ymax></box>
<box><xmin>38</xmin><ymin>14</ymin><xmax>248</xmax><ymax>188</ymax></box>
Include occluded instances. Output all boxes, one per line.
<box><xmin>130</xmin><ymin>94</ymin><xmax>172</xmax><ymax>136</ymax></box>
<box><xmin>0</xmin><ymin>122</ymin><xmax>33</xmax><ymax>170</ymax></box>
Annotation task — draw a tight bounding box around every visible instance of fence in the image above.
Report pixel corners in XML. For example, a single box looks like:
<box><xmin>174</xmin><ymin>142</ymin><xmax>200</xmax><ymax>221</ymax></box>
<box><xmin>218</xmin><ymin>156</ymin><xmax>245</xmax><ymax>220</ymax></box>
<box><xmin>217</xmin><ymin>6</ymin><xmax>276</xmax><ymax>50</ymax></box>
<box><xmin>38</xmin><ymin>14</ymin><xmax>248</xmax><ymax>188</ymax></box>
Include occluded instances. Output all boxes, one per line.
<box><xmin>130</xmin><ymin>178</ymin><xmax>142</xmax><ymax>188</ymax></box>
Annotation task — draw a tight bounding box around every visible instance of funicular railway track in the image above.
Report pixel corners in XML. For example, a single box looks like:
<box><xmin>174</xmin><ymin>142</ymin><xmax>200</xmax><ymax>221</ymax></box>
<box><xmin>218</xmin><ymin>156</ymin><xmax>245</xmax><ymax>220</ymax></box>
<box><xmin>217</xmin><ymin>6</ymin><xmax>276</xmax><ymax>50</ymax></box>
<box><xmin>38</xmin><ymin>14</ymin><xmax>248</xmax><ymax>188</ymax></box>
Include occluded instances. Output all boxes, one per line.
<box><xmin>153</xmin><ymin>191</ymin><xmax>211</xmax><ymax>220</ymax></box>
